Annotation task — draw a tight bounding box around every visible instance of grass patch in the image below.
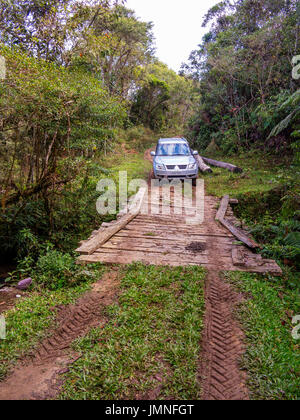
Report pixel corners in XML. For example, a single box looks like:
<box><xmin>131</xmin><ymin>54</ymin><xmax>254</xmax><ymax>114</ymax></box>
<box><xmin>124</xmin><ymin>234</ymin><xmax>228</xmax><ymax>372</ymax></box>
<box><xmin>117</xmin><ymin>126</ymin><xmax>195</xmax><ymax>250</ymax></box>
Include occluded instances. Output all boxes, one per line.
<box><xmin>226</xmin><ymin>271</ymin><xmax>300</xmax><ymax>400</ymax></box>
<box><xmin>202</xmin><ymin>153</ymin><xmax>297</xmax><ymax>197</ymax></box>
<box><xmin>59</xmin><ymin>263</ymin><xmax>206</xmax><ymax>400</ymax></box>
<box><xmin>0</xmin><ymin>264</ymin><xmax>106</xmax><ymax>381</ymax></box>
<box><xmin>102</xmin><ymin>151</ymin><xmax>152</xmax><ymax>186</ymax></box>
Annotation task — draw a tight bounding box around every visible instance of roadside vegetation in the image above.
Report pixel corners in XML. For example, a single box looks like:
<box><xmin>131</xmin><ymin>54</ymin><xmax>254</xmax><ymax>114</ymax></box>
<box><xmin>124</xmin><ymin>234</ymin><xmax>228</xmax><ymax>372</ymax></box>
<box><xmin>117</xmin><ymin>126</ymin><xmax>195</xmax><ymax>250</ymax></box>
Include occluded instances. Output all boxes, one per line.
<box><xmin>0</xmin><ymin>0</ymin><xmax>193</xmax><ymax>282</ymax></box>
<box><xmin>0</xmin><ymin>263</ymin><xmax>107</xmax><ymax>381</ymax></box>
<box><xmin>59</xmin><ymin>264</ymin><xmax>206</xmax><ymax>400</ymax></box>
<box><xmin>226</xmin><ymin>271</ymin><xmax>299</xmax><ymax>400</ymax></box>
<box><xmin>204</xmin><ymin>154</ymin><xmax>299</xmax><ymax>401</ymax></box>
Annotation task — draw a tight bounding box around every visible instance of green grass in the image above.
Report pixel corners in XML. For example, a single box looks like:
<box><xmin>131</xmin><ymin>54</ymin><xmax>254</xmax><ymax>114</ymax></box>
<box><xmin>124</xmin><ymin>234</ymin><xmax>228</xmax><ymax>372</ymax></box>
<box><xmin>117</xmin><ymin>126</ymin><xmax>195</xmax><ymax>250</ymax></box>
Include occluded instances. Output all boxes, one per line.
<box><xmin>102</xmin><ymin>151</ymin><xmax>152</xmax><ymax>186</ymax></box>
<box><xmin>202</xmin><ymin>153</ymin><xmax>298</xmax><ymax>197</ymax></box>
<box><xmin>0</xmin><ymin>264</ymin><xmax>107</xmax><ymax>381</ymax></box>
<box><xmin>226</xmin><ymin>271</ymin><xmax>300</xmax><ymax>400</ymax></box>
<box><xmin>59</xmin><ymin>263</ymin><xmax>206</xmax><ymax>400</ymax></box>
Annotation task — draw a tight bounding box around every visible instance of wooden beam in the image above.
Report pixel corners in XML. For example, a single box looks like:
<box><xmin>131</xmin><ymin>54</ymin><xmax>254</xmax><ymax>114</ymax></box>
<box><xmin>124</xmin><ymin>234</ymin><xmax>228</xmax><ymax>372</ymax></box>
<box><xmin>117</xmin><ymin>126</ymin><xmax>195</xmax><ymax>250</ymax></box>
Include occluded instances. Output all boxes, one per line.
<box><xmin>76</xmin><ymin>187</ymin><xmax>147</xmax><ymax>255</ymax></box>
<box><xmin>202</xmin><ymin>157</ymin><xmax>243</xmax><ymax>173</ymax></box>
<box><xmin>220</xmin><ymin>217</ymin><xmax>260</xmax><ymax>249</ymax></box>
<box><xmin>232</xmin><ymin>247</ymin><xmax>246</xmax><ymax>267</ymax></box>
<box><xmin>216</xmin><ymin>195</ymin><xmax>229</xmax><ymax>221</ymax></box>
<box><xmin>216</xmin><ymin>195</ymin><xmax>260</xmax><ymax>249</ymax></box>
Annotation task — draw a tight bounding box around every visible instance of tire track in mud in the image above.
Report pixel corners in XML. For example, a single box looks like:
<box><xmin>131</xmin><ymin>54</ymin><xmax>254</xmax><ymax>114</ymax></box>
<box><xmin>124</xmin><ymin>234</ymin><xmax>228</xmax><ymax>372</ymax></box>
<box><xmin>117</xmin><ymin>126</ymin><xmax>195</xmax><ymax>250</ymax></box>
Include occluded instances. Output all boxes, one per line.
<box><xmin>201</xmin><ymin>204</ymin><xmax>249</xmax><ymax>400</ymax></box>
<box><xmin>0</xmin><ymin>270</ymin><xmax>120</xmax><ymax>400</ymax></box>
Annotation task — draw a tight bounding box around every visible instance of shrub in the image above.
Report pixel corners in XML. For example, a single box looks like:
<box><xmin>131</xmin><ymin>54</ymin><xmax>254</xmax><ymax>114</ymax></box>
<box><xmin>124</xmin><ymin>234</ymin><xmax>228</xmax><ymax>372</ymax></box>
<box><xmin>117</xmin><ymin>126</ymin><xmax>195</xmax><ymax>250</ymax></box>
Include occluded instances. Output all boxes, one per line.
<box><xmin>34</xmin><ymin>250</ymin><xmax>91</xmax><ymax>290</ymax></box>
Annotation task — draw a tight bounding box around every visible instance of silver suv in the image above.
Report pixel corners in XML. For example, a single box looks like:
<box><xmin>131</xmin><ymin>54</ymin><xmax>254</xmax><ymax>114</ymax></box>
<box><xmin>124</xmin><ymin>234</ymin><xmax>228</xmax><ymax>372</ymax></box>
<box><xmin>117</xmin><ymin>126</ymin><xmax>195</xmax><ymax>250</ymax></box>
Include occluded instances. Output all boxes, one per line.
<box><xmin>151</xmin><ymin>138</ymin><xmax>199</xmax><ymax>184</ymax></box>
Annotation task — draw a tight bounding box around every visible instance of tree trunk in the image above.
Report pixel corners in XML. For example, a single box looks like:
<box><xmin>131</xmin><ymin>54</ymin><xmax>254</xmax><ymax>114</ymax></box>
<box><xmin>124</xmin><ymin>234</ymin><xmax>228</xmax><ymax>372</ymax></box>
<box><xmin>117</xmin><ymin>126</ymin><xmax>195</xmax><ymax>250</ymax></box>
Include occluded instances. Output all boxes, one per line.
<box><xmin>195</xmin><ymin>155</ymin><xmax>213</xmax><ymax>173</ymax></box>
<box><xmin>201</xmin><ymin>157</ymin><xmax>243</xmax><ymax>173</ymax></box>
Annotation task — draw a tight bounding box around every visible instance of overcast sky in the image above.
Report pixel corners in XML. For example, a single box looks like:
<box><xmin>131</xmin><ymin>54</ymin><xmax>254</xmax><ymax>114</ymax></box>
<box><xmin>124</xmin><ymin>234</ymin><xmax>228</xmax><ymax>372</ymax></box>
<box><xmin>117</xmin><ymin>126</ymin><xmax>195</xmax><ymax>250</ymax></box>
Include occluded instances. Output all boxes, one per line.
<box><xmin>126</xmin><ymin>0</ymin><xmax>220</xmax><ymax>73</ymax></box>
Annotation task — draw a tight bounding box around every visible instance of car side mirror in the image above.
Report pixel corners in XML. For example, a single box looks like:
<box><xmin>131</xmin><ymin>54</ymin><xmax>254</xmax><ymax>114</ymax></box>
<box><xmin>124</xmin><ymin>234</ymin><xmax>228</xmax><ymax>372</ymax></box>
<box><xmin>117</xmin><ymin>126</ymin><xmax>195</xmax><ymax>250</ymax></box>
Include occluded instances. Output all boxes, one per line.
<box><xmin>150</xmin><ymin>151</ymin><xmax>156</xmax><ymax>157</ymax></box>
<box><xmin>192</xmin><ymin>151</ymin><xmax>199</xmax><ymax>156</ymax></box>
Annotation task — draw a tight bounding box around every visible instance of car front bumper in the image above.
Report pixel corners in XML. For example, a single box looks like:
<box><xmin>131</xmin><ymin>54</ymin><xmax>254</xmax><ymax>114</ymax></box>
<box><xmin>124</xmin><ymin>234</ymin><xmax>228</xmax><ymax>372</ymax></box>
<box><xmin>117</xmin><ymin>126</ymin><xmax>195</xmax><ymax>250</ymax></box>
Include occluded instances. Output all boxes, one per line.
<box><xmin>154</xmin><ymin>168</ymin><xmax>198</xmax><ymax>179</ymax></box>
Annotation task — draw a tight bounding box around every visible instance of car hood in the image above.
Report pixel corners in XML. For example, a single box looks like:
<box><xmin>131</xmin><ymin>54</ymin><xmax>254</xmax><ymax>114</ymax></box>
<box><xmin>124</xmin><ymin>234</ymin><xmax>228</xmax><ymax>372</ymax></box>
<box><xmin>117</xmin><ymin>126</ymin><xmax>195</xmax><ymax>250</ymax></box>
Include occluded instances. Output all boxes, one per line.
<box><xmin>155</xmin><ymin>156</ymin><xmax>196</xmax><ymax>165</ymax></box>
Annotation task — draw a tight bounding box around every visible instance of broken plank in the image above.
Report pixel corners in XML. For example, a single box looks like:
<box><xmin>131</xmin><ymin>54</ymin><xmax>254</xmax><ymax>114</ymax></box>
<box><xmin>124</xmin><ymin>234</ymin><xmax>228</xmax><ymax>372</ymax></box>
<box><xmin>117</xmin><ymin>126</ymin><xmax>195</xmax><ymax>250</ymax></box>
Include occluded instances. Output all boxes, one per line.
<box><xmin>232</xmin><ymin>247</ymin><xmax>246</xmax><ymax>267</ymax></box>
<box><xmin>220</xmin><ymin>218</ymin><xmax>260</xmax><ymax>249</ymax></box>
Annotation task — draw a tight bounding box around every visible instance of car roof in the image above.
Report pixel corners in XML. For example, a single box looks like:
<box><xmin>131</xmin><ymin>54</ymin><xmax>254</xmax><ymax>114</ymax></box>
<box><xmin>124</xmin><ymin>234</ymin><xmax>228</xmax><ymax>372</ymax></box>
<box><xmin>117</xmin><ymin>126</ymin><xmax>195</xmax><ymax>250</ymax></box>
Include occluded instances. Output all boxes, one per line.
<box><xmin>158</xmin><ymin>138</ymin><xmax>188</xmax><ymax>145</ymax></box>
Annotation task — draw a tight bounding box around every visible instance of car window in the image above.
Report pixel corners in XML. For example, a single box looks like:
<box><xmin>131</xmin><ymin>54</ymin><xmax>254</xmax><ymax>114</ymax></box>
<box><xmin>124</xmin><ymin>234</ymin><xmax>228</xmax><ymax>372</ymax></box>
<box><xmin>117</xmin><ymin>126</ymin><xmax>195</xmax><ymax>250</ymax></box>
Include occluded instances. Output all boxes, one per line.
<box><xmin>156</xmin><ymin>143</ymin><xmax>190</xmax><ymax>156</ymax></box>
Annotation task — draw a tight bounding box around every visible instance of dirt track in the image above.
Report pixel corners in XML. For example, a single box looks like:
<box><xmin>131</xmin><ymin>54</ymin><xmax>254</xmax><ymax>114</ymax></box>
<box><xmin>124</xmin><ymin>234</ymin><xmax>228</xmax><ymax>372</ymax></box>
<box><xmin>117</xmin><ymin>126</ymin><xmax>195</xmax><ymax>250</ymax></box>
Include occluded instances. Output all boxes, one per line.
<box><xmin>0</xmin><ymin>270</ymin><xmax>120</xmax><ymax>400</ymax></box>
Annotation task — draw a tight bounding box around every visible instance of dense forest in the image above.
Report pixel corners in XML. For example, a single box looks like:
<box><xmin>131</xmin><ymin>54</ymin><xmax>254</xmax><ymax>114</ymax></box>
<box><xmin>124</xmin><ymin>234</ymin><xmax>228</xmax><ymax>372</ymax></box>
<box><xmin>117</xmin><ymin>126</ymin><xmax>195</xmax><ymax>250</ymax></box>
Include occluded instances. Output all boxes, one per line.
<box><xmin>0</xmin><ymin>0</ymin><xmax>195</xmax><ymax>266</ymax></box>
<box><xmin>181</xmin><ymin>0</ymin><xmax>300</xmax><ymax>157</ymax></box>
<box><xmin>0</xmin><ymin>0</ymin><xmax>299</xmax><ymax>273</ymax></box>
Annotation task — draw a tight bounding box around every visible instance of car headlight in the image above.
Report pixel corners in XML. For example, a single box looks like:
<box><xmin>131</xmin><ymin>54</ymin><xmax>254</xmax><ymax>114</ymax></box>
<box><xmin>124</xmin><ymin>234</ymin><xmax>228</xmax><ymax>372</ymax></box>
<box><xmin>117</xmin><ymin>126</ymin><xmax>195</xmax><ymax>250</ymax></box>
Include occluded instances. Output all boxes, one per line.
<box><xmin>155</xmin><ymin>163</ymin><xmax>165</xmax><ymax>170</ymax></box>
<box><xmin>188</xmin><ymin>163</ymin><xmax>197</xmax><ymax>169</ymax></box>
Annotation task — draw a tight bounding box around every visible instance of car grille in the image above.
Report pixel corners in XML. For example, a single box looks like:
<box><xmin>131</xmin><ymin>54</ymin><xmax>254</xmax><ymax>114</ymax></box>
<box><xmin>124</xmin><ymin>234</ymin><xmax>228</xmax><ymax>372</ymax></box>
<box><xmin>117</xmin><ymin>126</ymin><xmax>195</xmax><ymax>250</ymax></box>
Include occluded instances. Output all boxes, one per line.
<box><xmin>166</xmin><ymin>165</ymin><xmax>187</xmax><ymax>170</ymax></box>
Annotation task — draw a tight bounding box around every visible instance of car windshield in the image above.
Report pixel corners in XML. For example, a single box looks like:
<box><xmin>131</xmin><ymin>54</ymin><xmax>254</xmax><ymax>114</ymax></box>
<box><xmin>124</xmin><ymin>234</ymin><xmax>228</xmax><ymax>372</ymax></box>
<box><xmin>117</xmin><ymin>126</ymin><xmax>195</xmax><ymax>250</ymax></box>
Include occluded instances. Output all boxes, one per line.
<box><xmin>156</xmin><ymin>143</ymin><xmax>190</xmax><ymax>156</ymax></box>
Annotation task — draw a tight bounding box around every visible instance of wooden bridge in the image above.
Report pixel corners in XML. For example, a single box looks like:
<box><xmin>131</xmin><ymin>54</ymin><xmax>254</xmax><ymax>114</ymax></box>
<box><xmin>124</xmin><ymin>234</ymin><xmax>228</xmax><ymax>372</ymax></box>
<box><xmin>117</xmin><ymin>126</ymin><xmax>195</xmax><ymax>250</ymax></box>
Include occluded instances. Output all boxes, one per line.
<box><xmin>76</xmin><ymin>185</ymin><xmax>282</xmax><ymax>276</ymax></box>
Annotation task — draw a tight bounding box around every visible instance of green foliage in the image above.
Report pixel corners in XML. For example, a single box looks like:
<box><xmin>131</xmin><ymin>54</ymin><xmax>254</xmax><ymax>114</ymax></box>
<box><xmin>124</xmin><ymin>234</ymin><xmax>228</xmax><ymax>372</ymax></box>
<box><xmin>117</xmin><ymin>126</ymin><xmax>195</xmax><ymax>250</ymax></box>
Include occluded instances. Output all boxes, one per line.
<box><xmin>0</xmin><ymin>0</ymin><xmax>118</xmax><ymax>63</ymax></box>
<box><xmin>203</xmin><ymin>152</ymin><xmax>300</xmax><ymax>270</ymax></box>
<box><xmin>0</xmin><ymin>45</ymin><xmax>126</xmax><ymax>262</ymax></box>
<box><xmin>0</xmin><ymin>263</ymin><xmax>106</xmax><ymax>380</ymax></box>
<box><xmin>6</xmin><ymin>249</ymin><xmax>100</xmax><ymax>291</ymax></box>
<box><xmin>236</xmin><ymin>184</ymin><xmax>300</xmax><ymax>269</ymax></box>
<box><xmin>117</xmin><ymin>125</ymin><xmax>156</xmax><ymax>152</ymax></box>
<box><xmin>131</xmin><ymin>61</ymin><xmax>195</xmax><ymax>132</ymax></box>
<box><xmin>183</xmin><ymin>0</ymin><xmax>300</xmax><ymax>155</ymax></box>
<box><xmin>77</xmin><ymin>5</ymin><xmax>154</xmax><ymax>98</ymax></box>
<box><xmin>130</xmin><ymin>73</ymin><xmax>171</xmax><ymax>131</ymax></box>
<box><xmin>34</xmin><ymin>250</ymin><xmax>76</xmax><ymax>290</ymax></box>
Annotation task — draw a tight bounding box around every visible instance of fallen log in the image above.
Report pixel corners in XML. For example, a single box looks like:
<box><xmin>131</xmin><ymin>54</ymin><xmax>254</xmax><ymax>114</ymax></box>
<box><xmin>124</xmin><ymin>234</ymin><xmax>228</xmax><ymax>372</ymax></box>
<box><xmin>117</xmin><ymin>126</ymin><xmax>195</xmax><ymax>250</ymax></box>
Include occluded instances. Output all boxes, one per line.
<box><xmin>195</xmin><ymin>155</ymin><xmax>212</xmax><ymax>174</ymax></box>
<box><xmin>202</xmin><ymin>157</ymin><xmax>243</xmax><ymax>173</ymax></box>
<box><xmin>76</xmin><ymin>187</ymin><xmax>147</xmax><ymax>255</ymax></box>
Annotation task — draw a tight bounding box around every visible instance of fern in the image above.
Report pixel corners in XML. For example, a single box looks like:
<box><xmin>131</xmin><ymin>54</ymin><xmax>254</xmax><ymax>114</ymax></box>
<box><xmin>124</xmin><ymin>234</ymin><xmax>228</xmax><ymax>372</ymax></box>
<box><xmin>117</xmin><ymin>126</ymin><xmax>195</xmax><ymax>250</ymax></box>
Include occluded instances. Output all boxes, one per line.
<box><xmin>284</xmin><ymin>232</ymin><xmax>300</xmax><ymax>249</ymax></box>
<box><xmin>268</xmin><ymin>90</ymin><xmax>300</xmax><ymax>139</ymax></box>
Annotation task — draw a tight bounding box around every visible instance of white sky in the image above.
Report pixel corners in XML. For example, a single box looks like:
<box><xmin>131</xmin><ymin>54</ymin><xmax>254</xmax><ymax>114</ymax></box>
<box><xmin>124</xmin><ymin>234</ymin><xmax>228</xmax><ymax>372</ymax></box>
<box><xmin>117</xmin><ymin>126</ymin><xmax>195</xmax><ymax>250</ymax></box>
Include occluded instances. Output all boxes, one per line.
<box><xmin>126</xmin><ymin>0</ymin><xmax>220</xmax><ymax>73</ymax></box>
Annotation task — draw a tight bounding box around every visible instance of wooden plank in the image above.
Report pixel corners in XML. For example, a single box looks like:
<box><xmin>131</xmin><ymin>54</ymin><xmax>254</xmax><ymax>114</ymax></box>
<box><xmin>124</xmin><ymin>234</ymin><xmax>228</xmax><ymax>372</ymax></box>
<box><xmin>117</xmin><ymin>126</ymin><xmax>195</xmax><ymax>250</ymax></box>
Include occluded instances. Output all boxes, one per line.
<box><xmin>220</xmin><ymin>218</ymin><xmax>260</xmax><ymax>249</ymax></box>
<box><xmin>215</xmin><ymin>195</ymin><xmax>260</xmax><ymax>249</ymax></box>
<box><xmin>126</xmin><ymin>221</ymin><xmax>232</xmax><ymax>236</ymax></box>
<box><xmin>105</xmin><ymin>236</ymin><xmax>201</xmax><ymax>246</ymax></box>
<box><xmin>142</xmin><ymin>202</ymin><xmax>198</xmax><ymax>211</ymax></box>
<box><xmin>216</xmin><ymin>195</ymin><xmax>229</xmax><ymax>221</ymax></box>
<box><xmin>101</xmin><ymin>243</ymin><xmax>209</xmax><ymax>256</ymax></box>
<box><xmin>232</xmin><ymin>247</ymin><xmax>246</xmax><ymax>267</ymax></box>
<box><xmin>125</xmin><ymin>225</ymin><xmax>229</xmax><ymax>237</ymax></box>
<box><xmin>83</xmin><ymin>249</ymin><xmax>211</xmax><ymax>265</ymax></box>
<box><xmin>120</xmin><ymin>228</ymin><xmax>234</xmax><ymax>238</ymax></box>
<box><xmin>78</xmin><ymin>254</ymin><xmax>210</xmax><ymax>267</ymax></box>
<box><xmin>76</xmin><ymin>188</ymin><xmax>147</xmax><ymax>255</ymax></box>
<box><xmin>115</xmin><ymin>231</ymin><xmax>235</xmax><ymax>242</ymax></box>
